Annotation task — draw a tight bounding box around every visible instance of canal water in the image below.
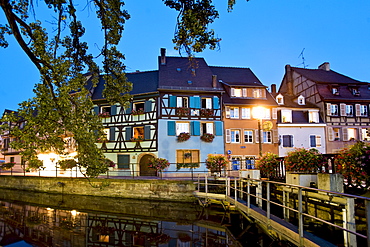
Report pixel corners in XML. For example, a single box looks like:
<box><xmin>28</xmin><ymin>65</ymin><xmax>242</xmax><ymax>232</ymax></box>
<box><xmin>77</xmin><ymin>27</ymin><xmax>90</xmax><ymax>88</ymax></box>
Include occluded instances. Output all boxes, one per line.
<box><xmin>0</xmin><ymin>188</ymin><xmax>291</xmax><ymax>247</ymax></box>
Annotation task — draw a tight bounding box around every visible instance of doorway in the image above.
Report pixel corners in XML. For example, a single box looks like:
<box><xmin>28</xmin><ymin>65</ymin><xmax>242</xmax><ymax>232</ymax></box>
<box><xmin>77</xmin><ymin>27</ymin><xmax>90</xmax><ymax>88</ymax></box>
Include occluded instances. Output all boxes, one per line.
<box><xmin>139</xmin><ymin>154</ymin><xmax>157</xmax><ymax>176</ymax></box>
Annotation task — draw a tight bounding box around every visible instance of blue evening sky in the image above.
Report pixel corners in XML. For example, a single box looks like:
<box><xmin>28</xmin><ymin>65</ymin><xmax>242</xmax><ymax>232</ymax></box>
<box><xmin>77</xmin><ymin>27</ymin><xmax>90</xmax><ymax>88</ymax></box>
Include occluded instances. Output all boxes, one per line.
<box><xmin>0</xmin><ymin>0</ymin><xmax>369</xmax><ymax>114</ymax></box>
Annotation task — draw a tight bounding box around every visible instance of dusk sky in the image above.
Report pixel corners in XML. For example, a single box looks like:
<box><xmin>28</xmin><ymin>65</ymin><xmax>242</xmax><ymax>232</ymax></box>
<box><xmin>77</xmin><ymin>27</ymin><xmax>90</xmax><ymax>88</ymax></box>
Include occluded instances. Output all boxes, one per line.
<box><xmin>0</xmin><ymin>0</ymin><xmax>369</xmax><ymax>114</ymax></box>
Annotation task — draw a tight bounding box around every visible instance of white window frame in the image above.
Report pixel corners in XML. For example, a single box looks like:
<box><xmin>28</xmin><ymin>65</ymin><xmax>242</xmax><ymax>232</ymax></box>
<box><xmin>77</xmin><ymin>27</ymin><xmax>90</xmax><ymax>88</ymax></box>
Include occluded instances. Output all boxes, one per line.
<box><xmin>243</xmin><ymin>130</ymin><xmax>253</xmax><ymax>143</ymax></box>
<box><xmin>241</xmin><ymin>107</ymin><xmax>251</xmax><ymax>119</ymax></box>
<box><xmin>360</xmin><ymin>105</ymin><xmax>368</xmax><ymax>117</ymax></box>
<box><xmin>309</xmin><ymin>110</ymin><xmax>319</xmax><ymax>123</ymax></box>
<box><xmin>230</xmin><ymin>107</ymin><xmax>239</xmax><ymax>119</ymax></box>
<box><xmin>231</xmin><ymin>129</ymin><xmax>240</xmax><ymax>143</ymax></box>
<box><xmin>281</xmin><ymin>110</ymin><xmax>292</xmax><ymax>123</ymax></box>
<box><xmin>346</xmin><ymin>105</ymin><xmax>354</xmax><ymax>116</ymax></box>
<box><xmin>176</xmin><ymin>122</ymin><xmax>190</xmax><ymax>136</ymax></box>
<box><xmin>331</xmin><ymin>104</ymin><xmax>339</xmax><ymax>116</ymax></box>
<box><xmin>263</xmin><ymin>131</ymin><xmax>272</xmax><ymax>143</ymax></box>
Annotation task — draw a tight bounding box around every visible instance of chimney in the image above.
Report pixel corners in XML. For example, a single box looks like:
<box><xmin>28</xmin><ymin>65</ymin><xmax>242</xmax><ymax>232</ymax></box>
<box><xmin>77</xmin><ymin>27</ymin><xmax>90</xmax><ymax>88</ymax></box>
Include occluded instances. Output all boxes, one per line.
<box><xmin>271</xmin><ymin>84</ymin><xmax>276</xmax><ymax>94</ymax></box>
<box><xmin>285</xmin><ymin>64</ymin><xmax>294</xmax><ymax>96</ymax></box>
<box><xmin>212</xmin><ymin>75</ymin><xmax>217</xmax><ymax>88</ymax></box>
<box><xmin>318</xmin><ymin>62</ymin><xmax>330</xmax><ymax>71</ymax></box>
<box><xmin>160</xmin><ymin>48</ymin><xmax>166</xmax><ymax>65</ymax></box>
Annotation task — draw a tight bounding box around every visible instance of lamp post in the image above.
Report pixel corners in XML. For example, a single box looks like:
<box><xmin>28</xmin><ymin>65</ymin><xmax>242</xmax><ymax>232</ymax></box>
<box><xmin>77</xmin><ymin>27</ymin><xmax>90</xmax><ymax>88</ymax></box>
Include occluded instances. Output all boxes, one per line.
<box><xmin>252</xmin><ymin>106</ymin><xmax>265</xmax><ymax>157</ymax></box>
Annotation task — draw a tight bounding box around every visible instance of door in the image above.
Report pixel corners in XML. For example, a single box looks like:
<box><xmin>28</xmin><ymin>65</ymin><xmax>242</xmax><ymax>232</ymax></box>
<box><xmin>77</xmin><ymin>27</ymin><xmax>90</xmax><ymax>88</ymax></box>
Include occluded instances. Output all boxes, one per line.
<box><xmin>139</xmin><ymin>154</ymin><xmax>157</xmax><ymax>176</ymax></box>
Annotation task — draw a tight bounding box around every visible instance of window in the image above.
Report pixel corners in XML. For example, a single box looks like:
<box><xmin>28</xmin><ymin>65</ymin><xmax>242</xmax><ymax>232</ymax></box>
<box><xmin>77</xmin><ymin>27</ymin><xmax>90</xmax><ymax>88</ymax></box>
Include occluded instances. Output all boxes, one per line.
<box><xmin>253</xmin><ymin>89</ymin><xmax>262</xmax><ymax>98</ymax></box>
<box><xmin>230</xmin><ymin>107</ymin><xmax>239</xmax><ymax>119</ymax></box>
<box><xmin>245</xmin><ymin>156</ymin><xmax>256</xmax><ymax>169</ymax></box>
<box><xmin>201</xmin><ymin>98</ymin><xmax>212</xmax><ymax>109</ymax></box>
<box><xmin>351</xmin><ymin>87</ymin><xmax>360</xmax><ymax>95</ymax></box>
<box><xmin>232</xmin><ymin>88</ymin><xmax>242</xmax><ymax>97</ymax></box>
<box><xmin>362</xmin><ymin>128</ymin><xmax>370</xmax><ymax>141</ymax></box>
<box><xmin>332</xmin><ymin>87</ymin><xmax>339</xmax><ymax>95</ymax></box>
<box><xmin>330</xmin><ymin>104</ymin><xmax>338</xmax><ymax>116</ymax></box>
<box><xmin>281</xmin><ymin>110</ymin><xmax>292</xmax><ymax>123</ymax></box>
<box><xmin>117</xmin><ymin>154</ymin><xmax>130</xmax><ymax>169</ymax></box>
<box><xmin>231</xmin><ymin>156</ymin><xmax>242</xmax><ymax>170</ymax></box>
<box><xmin>133</xmin><ymin>102</ymin><xmax>144</xmax><ymax>111</ymax></box>
<box><xmin>276</xmin><ymin>94</ymin><xmax>284</xmax><ymax>105</ymax></box>
<box><xmin>177</xmin><ymin>97</ymin><xmax>189</xmax><ymax>108</ymax></box>
<box><xmin>252</xmin><ymin>107</ymin><xmax>270</xmax><ymax>119</ymax></box>
<box><xmin>201</xmin><ymin>122</ymin><xmax>214</xmax><ymax>135</ymax></box>
<box><xmin>176</xmin><ymin>150</ymin><xmax>200</xmax><ymax>166</ymax></box>
<box><xmin>333</xmin><ymin>128</ymin><xmax>340</xmax><ymax>141</ymax></box>
<box><xmin>10</xmin><ymin>157</ymin><xmax>14</xmax><ymax>163</ymax></box>
<box><xmin>298</xmin><ymin>95</ymin><xmax>305</xmax><ymax>105</ymax></box>
<box><xmin>360</xmin><ymin>105</ymin><xmax>368</xmax><ymax>116</ymax></box>
<box><xmin>346</xmin><ymin>105</ymin><xmax>354</xmax><ymax>116</ymax></box>
<box><xmin>133</xmin><ymin>126</ymin><xmax>144</xmax><ymax>140</ymax></box>
<box><xmin>346</xmin><ymin>128</ymin><xmax>357</xmax><ymax>141</ymax></box>
<box><xmin>310</xmin><ymin>135</ymin><xmax>322</xmax><ymax>147</ymax></box>
<box><xmin>241</xmin><ymin>108</ymin><xmax>251</xmax><ymax>119</ymax></box>
<box><xmin>263</xmin><ymin>131</ymin><xmax>272</xmax><ymax>143</ymax></box>
<box><xmin>282</xmin><ymin>135</ymin><xmax>293</xmax><ymax>147</ymax></box>
<box><xmin>309</xmin><ymin>110</ymin><xmax>319</xmax><ymax>123</ymax></box>
<box><xmin>231</xmin><ymin>130</ymin><xmax>240</xmax><ymax>143</ymax></box>
<box><xmin>244</xmin><ymin>130</ymin><xmax>253</xmax><ymax>143</ymax></box>
<box><xmin>101</xmin><ymin>106</ymin><xmax>111</xmax><ymax>114</ymax></box>
<box><xmin>176</xmin><ymin>122</ymin><xmax>189</xmax><ymax>136</ymax></box>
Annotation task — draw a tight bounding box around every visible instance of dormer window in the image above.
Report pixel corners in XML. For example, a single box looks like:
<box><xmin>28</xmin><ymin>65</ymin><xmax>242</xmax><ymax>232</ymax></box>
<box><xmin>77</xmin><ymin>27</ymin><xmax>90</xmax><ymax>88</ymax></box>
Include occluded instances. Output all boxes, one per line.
<box><xmin>253</xmin><ymin>89</ymin><xmax>263</xmax><ymax>98</ymax></box>
<box><xmin>332</xmin><ymin>87</ymin><xmax>339</xmax><ymax>95</ymax></box>
<box><xmin>276</xmin><ymin>94</ymin><xmax>284</xmax><ymax>105</ymax></box>
<box><xmin>231</xmin><ymin>88</ymin><xmax>247</xmax><ymax>97</ymax></box>
<box><xmin>351</xmin><ymin>88</ymin><xmax>360</xmax><ymax>96</ymax></box>
<box><xmin>298</xmin><ymin>95</ymin><xmax>305</xmax><ymax>105</ymax></box>
<box><xmin>281</xmin><ymin>110</ymin><xmax>292</xmax><ymax>123</ymax></box>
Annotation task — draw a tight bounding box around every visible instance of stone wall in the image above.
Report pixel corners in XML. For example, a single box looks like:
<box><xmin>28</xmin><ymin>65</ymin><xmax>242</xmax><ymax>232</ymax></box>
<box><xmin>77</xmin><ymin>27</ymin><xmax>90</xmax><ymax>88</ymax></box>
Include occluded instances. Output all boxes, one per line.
<box><xmin>0</xmin><ymin>176</ymin><xmax>197</xmax><ymax>202</ymax></box>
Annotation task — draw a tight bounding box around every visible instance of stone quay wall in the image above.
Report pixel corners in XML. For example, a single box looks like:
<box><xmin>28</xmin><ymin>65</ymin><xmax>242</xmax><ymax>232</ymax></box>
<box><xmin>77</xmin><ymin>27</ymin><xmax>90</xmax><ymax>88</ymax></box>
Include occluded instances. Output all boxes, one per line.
<box><xmin>0</xmin><ymin>176</ymin><xmax>197</xmax><ymax>202</ymax></box>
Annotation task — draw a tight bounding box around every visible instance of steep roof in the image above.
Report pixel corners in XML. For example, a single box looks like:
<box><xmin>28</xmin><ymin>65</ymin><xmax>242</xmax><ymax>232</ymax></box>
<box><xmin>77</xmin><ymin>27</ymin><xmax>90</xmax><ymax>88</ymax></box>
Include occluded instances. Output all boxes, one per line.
<box><xmin>210</xmin><ymin>66</ymin><xmax>264</xmax><ymax>87</ymax></box>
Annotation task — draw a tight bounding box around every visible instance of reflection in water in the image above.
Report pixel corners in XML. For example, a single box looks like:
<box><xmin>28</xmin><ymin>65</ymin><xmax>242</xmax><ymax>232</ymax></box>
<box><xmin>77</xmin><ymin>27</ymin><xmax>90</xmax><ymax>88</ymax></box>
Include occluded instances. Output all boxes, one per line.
<box><xmin>0</xmin><ymin>189</ymin><xmax>282</xmax><ymax>247</ymax></box>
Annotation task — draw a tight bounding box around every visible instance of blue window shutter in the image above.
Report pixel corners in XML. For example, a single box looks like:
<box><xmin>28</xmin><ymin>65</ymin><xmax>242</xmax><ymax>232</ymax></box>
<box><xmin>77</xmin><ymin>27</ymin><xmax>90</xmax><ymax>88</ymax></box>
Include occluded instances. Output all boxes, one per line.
<box><xmin>215</xmin><ymin>121</ymin><xmax>223</xmax><ymax>136</ymax></box>
<box><xmin>169</xmin><ymin>96</ymin><xmax>177</xmax><ymax>107</ymax></box>
<box><xmin>189</xmin><ymin>96</ymin><xmax>201</xmax><ymax>109</ymax></box>
<box><xmin>125</xmin><ymin>127</ymin><xmax>132</xmax><ymax>140</ymax></box>
<box><xmin>168</xmin><ymin>121</ymin><xmax>176</xmax><ymax>136</ymax></box>
<box><xmin>125</xmin><ymin>103</ymin><xmax>132</xmax><ymax>114</ymax></box>
<box><xmin>144</xmin><ymin>125</ymin><xmax>151</xmax><ymax>139</ymax></box>
<box><xmin>93</xmin><ymin>106</ymin><xmax>99</xmax><ymax>115</ymax></box>
<box><xmin>109</xmin><ymin>127</ymin><xmax>115</xmax><ymax>141</ymax></box>
<box><xmin>310</xmin><ymin>135</ymin><xmax>316</xmax><ymax>147</ymax></box>
<box><xmin>213</xmin><ymin>97</ymin><xmax>220</xmax><ymax>109</ymax></box>
<box><xmin>111</xmin><ymin>105</ymin><xmax>117</xmax><ymax>115</ymax></box>
<box><xmin>144</xmin><ymin>101</ymin><xmax>152</xmax><ymax>112</ymax></box>
<box><xmin>191</xmin><ymin>121</ymin><xmax>201</xmax><ymax>136</ymax></box>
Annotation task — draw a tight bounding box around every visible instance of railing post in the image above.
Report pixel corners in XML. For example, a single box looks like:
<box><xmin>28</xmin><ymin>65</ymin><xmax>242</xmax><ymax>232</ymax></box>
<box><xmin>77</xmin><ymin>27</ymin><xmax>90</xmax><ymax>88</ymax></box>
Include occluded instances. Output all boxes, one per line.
<box><xmin>298</xmin><ymin>187</ymin><xmax>304</xmax><ymax>246</ymax></box>
<box><xmin>227</xmin><ymin>177</ymin><xmax>230</xmax><ymax>197</ymax></box>
<box><xmin>365</xmin><ymin>200</ymin><xmax>370</xmax><ymax>247</ymax></box>
<box><xmin>197</xmin><ymin>174</ymin><xmax>200</xmax><ymax>192</ymax></box>
<box><xmin>205</xmin><ymin>175</ymin><xmax>208</xmax><ymax>195</ymax></box>
<box><xmin>267</xmin><ymin>182</ymin><xmax>270</xmax><ymax>221</ymax></box>
<box><xmin>344</xmin><ymin>198</ymin><xmax>357</xmax><ymax>247</ymax></box>
<box><xmin>240</xmin><ymin>178</ymin><xmax>243</xmax><ymax>200</ymax></box>
<box><xmin>247</xmin><ymin>179</ymin><xmax>250</xmax><ymax>209</ymax></box>
<box><xmin>234</xmin><ymin>178</ymin><xmax>237</xmax><ymax>202</ymax></box>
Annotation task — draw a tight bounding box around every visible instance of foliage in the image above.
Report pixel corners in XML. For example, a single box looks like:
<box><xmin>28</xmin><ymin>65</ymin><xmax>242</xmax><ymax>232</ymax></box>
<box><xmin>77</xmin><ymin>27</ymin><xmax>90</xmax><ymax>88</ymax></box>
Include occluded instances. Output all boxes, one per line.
<box><xmin>130</xmin><ymin>136</ymin><xmax>143</xmax><ymax>142</ymax></box>
<box><xmin>176</xmin><ymin>162</ymin><xmax>199</xmax><ymax>170</ymax></box>
<box><xmin>200</xmin><ymin>108</ymin><xmax>213</xmax><ymax>117</ymax></box>
<box><xmin>335</xmin><ymin>141</ymin><xmax>370</xmax><ymax>188</ymax></box>
<box><xmin>205</xmin><ymin>154</ymin><xmax>228</xmax><ymax>172</ymax></box>
<box><xmin>58</xmin><ymin>159</ymin><xmax>77</xmax><ymax>170</ymax></box>
<box><xmin>200</xmin><ymin>133</ymin><xmax>215</xmax><ymax>142</ymax></box>
<box><xmin>176</xmin><ymin>107</ymin><xmax>190</xmax><ymax>117</ymax></box>
<box><xmin>0</xmin><ymin>0</ymin><xmax>132</xmax><ymax>177</ymax></box>
<box><xmin>102</xmin><ymin>158</ymin><xmax>116</xmax><ymax>168</ymax></box>
<box><xmin>132</xmin><ymin>108</ymin><xmax>144</xmax><ymax>115</ymax></box>
<box><xmin>256</xmin><ymin>152</ymin><xmax>280</xmax><ymax>178</ymax></box>
<box><xmin>27</xmin><ymin>158</ymin><xmax>44</xmax><ymax>171</ymax></box>
<box><xmin>284</xmin><ymin>148</ymin><xmax>325</xmax><ymax>173</ymax></box>
<box><xmin>0</xmin><ymin>162</ymin><xmax>15</xmax><ymax>170</ymax></box>
<box><xmin>177</xmin><ymin>132</ymin><xmax>190</xmax><ymax>142</ymax></box>
<box><xmin>98</xmin><ymin>112</ymin><xmax>111</xmax><ymax>118</ymax></box>
<box><xmin>148</xmin><ymin>158</ymin><xmax>170</xmax><ymax>171</ymax></box>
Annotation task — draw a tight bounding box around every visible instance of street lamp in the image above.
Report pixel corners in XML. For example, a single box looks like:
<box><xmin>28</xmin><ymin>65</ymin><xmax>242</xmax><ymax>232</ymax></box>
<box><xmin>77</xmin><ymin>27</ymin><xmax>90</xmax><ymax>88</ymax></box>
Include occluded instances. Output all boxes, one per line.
<box><xmin>252</xmin><ymin>106</ymin><xmax>265</xmax><ymax>157</ymax></box>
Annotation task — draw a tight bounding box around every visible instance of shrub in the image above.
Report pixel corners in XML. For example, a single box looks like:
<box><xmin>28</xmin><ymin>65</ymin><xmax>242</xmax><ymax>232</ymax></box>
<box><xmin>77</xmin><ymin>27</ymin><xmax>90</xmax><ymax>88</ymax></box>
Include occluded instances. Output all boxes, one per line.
<box><xmin>205</xmin><ymin>154</ymin><xmax>228</xmax><ymax>172</ymax></box>
<box><xmin>285</xmin><ymin>148</ymin><xmax>325</xmax><ymax>173</ymax></box>
<box><xmin>148</xmin><ymin>158</ymin><xmax>170</xmax><ymax>171</ymax></box>
<box><xmin>58</xmin><ymin>159</ymin><xmax>77</xmax><ymax>170</ymax></box>
<box><xmin>256</xmin><ymin>152</ymin><xmax>280</xmax><ymax>178</ymax></box>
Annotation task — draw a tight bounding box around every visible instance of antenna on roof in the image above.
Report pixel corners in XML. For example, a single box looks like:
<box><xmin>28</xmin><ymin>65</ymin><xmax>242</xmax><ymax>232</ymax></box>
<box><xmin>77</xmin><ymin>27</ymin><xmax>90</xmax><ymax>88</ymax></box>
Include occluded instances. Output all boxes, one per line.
<box><xmin>297</xmin><ymin>48</ymin><xmax>308</xmax><ymax>68</ymax></box>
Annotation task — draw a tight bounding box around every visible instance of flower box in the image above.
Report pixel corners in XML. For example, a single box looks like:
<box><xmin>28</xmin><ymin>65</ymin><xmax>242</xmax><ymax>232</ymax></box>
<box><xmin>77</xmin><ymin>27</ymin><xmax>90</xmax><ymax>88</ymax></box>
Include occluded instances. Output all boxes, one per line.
<box><xmin>200</xmin><ymin>108</ymin><xmax>213</xmax><ymax>117</ymax></box>
<box><xmin>177</xmin><ymin>132</ymin><xmax>190</xmax><ymax>142</ymax></box>
<box><xmin>98</xmin><ymin>112</ymin><xmax>110</xmax><ymax>118</ymax></box>
<box><xmin>132</xmin><ymin>109</ymin><xmax>144</xmax><ymax>115</ymax></box>
<box><xmin>200</xmin><ymin>133</ymin><xmax>215</xmax><ymax>142</ymax></box>
<box><xmin>176</xmin><ymin>107</ymin><xmax>190</xmax><ymax>117</ymax></box>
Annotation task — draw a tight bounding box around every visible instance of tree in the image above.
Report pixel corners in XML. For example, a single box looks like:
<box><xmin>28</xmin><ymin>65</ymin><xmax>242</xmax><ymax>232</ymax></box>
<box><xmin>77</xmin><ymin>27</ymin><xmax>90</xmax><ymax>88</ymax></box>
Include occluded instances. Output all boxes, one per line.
<box><xmin>0</xmin><ymin>0</ymin><xmax>242</xmax><ymax>177</ymax></box>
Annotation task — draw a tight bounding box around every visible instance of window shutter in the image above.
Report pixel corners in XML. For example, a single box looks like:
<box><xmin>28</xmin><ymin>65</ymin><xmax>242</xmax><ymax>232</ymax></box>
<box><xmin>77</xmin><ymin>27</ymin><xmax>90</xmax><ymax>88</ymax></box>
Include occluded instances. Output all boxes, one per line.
<box><xmin>206</xmin><ymin>123</ymin><xmax>214</xmax><ymax>134</ymax></box>
<box><xmin>93</xmin><ymin>106</ymin><xmax>99</xmax><ymax>115</ymax></box>
<box><xmin>273</xmin><ymin>130</ymin><xmax>279</xmax><ymax>144</ymax></box>
<box><xmin>111</xmin><ymin>105</ymin><xmax>117</xmax><ymax>115</ymax></box>
<box><xmin>234</xmin><ymin>107</ymin><xmax>239</xmax><ymax>119</ymax></box>
<box><xmin>176</xmin><ymin>97</ymin><xmax>182</xmax><ymax>107</ymax></box>
<box><xmin>242</xmin><ymin>88</ymin><xmax>247</xmax><ymax>97</ymax></box>
<box><xmin>316</xmin><ymin>136</ymin><xmax>322</xmax><ymax>147</ymax></box>
<box><xmin>205</xmin><ymin>98</ymin><xmax>212</xmax><ymax>109</ymax></box>
<box><xmin>125</xmin><ymin>103</ymin><xmax>132</xmax><ymax>114</ymax></box>
<box><xmin>144</xmin><ymin>101</ymin><xmax>152</xmax><ymax>112</ymax></box>
<box><xmin>191</xmin><ymin>121</ymin><xmax>201</xmax><ymax>136</ymax></box>
<box><xmin>327</xmin><ymin>127</ymin><xmax>334</xmax><ymax>141</ymax></box>
<box><xmin>231</xmin><ymin>88</ymin><xmax>235</xmax><ymax>97</ymax></box>
<box><xmin>355</xmin><ymin>104</ymin><xmax>361</xmax><ymax>116</ymax></box>
<box><xmin>213</xmin><ymin>96</ymin><xmax>220</xmax><ymax>109</ymax></box>
<box><xmin>310</xmin><ymin>135</ymin><xmax>316</xmax><ymax>147</ymax></box>
<box><xmin>226</xmin><ymin>129</ymin><xmax>231</xmax><ymax>143</ymax></box>
<box><xmin>125</xmin><ymin>126</ymin><xmax>132</xmax><ymax>140</ymax></box>
<box><xmin>144</xmin><ymin>126</ymin><xmax>151</xmax><ymax>140</ymax></box>
<box><xmin>255</xmin><ymin>129</ymin><xmax>260</xmax><ymax>143</ymax></box>
<box><xmin>109</xmin><ymin>127</ymin><xmax>116</xmax><ymax>141</ymax></box>
<box><xmin>342</xmin><ymin>127</ymin><xmax>348</xmax><ymax>141</ymax></box>
<box><xmin>340</xmin><ymin>103</ymin><xmax>346</xmax><ymax>116</ymax></box>
<box><xmin>272</xmin><ymin>108</ymin><xmax>277</xmax><ymax>119</ymax></box>
<box><xmin>169</xmin><ymin>96</ymin><xmax>177</xmax><ymax>107</ymax></box>
<box><xmin>189</xmin><ymin>96</ymin><xmax>200</xmax><ymax>109</ymax></box>
<box><xmin>326</xmin><ymin>103</ymin><xmax>331</xmax><ymax>116</ymax></box>
<box><xmin>117</xmin><ymin>154</ymin><xmax>130</xmax><ymax>169</ymax></box>
<box><xmin>215</xmin><ymin>121</ymin><xmax>223</xmax><ymax>136</ymax></box>
<box><xmin>167</xmin><ymin>121</ymin><xmax>176</xmax><ymax>136</ymax></box>
<box><xmin>359</xmin><ymin>128</ymin><xmax>363</xmax><ymax>141</ymax></box>
<box><xmin>225</xmin><ymin>106</ymin><xmax>230</xmax><ymax>118</ymax></box>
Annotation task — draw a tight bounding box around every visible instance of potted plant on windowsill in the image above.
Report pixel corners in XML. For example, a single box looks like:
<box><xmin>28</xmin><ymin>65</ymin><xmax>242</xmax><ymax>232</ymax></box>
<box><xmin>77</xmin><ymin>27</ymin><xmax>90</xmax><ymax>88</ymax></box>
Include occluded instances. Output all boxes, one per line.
<box><xmin>200</xmin><ymin>108</ymin><xmax>213</xmax><ymax>117</ymax></box>
<box><xmin>98</xmin><ymin>112</ymin><xmax>110</xmax><ymax>118</ymax></box>
<box><xmin>200</xmin><ymin>133</ymin><xmax>215</xmax><ymax>142</ymax></box>
<box><xmin>177</xmin><ymin>132</ymin><xmax>190</xmax><ymax>142</ymax></box>
<box><xmin>130</xmin><ymin>136</ymin><xmax>143</xmax><ymax>142</ymax></box>
<box><xmin>132</xmin><ymin>108</ymin><xmax>144</xmax><ymax>115</ymax></box>
<box><xmin>176</xmin><ymin>107</ymin><xmax>190</xmax><ymax>117</ymax></box>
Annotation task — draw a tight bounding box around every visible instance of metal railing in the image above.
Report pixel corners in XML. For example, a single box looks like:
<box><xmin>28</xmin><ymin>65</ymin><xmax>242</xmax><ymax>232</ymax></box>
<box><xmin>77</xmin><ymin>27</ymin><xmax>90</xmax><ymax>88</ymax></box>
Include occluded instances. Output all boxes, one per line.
<box><xmin>194</xmin><ymin>175</ymin><xmax>370</xmax><ymax>247</ymax></box>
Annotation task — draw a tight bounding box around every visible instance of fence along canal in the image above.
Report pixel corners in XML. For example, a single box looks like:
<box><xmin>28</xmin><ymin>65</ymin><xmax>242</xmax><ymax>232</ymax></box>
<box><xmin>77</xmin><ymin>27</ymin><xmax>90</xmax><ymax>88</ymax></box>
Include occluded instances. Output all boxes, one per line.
<box><xmin>194</xmin><ymin>175</ymin><xmax>370</xmax><ymax>247</ymax></box>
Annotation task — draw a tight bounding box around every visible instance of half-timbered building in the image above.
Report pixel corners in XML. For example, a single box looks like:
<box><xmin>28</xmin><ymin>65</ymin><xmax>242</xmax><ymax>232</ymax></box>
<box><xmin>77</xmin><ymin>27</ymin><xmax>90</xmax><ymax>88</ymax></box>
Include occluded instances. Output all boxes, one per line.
<box><xmin>279</xmin><ymin>62</ymin><xmax>370</xmax><ymax>153</ymax></box>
